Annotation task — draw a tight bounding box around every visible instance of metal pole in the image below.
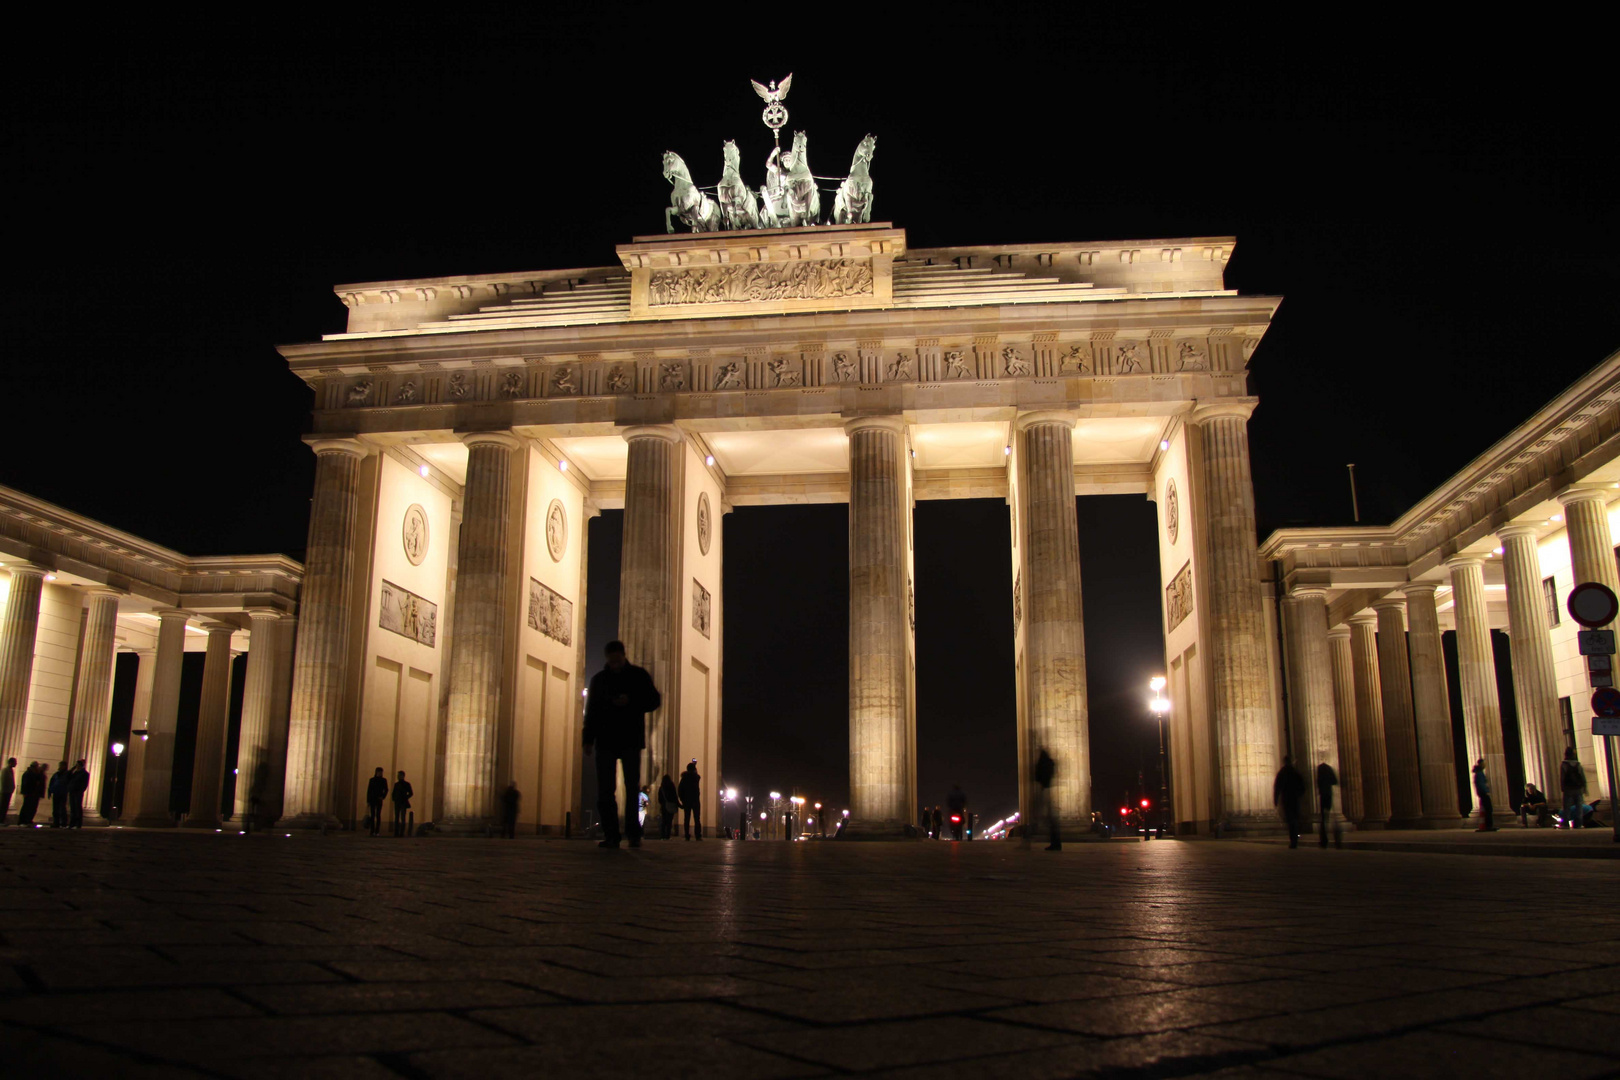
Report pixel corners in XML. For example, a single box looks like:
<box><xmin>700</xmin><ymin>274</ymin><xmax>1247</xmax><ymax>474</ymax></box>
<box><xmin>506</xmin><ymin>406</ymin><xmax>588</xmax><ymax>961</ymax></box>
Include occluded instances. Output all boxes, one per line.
<box><xmin>1347</xmin><ymin>464</ymin><xmax>1361</xmax><ymax>523</ymax></box>
<box><xmin>1607</xmin><ymin>736</ymin><xmax>1620</xmax><ymax>843</ymax></box>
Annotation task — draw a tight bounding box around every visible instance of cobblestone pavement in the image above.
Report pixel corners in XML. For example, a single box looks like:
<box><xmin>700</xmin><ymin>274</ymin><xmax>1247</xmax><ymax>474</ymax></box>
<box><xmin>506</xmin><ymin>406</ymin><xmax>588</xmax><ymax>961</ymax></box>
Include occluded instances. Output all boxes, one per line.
<box><xmin>2</xmin><ymin>830</ymin><xmax>1617</xmax><ymax>1079</ymax></box>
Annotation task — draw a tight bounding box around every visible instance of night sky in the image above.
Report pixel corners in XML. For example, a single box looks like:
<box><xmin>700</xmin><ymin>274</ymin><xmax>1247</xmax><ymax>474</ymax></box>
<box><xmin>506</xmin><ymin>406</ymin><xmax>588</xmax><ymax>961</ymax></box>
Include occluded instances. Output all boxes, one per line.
<box><xmin>9</xmin><ymin>17</ymin><xmax>1615</xmax><ymax>826</ymax></box>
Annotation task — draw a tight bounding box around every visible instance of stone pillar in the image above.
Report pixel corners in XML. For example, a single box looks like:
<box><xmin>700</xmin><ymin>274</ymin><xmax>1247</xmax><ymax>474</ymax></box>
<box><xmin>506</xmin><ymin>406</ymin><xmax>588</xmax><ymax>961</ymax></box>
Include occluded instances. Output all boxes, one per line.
<box><xmin>264</xmin><ymin>616</ymin><xmax>297</xmax><ymax>826</ymax></box>
<box><xmin>1190</xmin><ymin>401</ymin><xmax>1276</xmax><ymax>827</ymax></box>
<box><xmin>846</xmin><ymin>416</ymin><xmax>911</xmax><ymax>835</ymax></box>
<box><xmin>234</xmin><ymin>610</ymin><xmax>283</xmax><ymax>824</ymax></box>
<box><xmin>1016</xmin><ymin>411</ymin><xmax>1091</xmax><ymax>831</ymax></box>
<box><xmin>183</xmin><ymin>623</ymin><xmax>236</xmax><ymax>829</ymax></box>
<box><xmin>1445</xmin><ymin>555</ymin><xmax>1509</xmax><ymax>809</ymax></box>
<box><xmin>1404</xmin><ymin>584</ymin><xmax>1463</xmax><ymax>824</ymax></box>
<box><xmin>1559</xmin><ymin>489</ymin><xmax>1618</xmax><ymax>781</ymax></box>
<box><xmin>118</xmin><ymin>647</ymin><xmax>158</xmax><ymax>819</ymax></box>
<box><xmin>0</xmin><ymin>565</ymin><xmax>47</xmax><ymax>764</ymax></box>
<box><xmin>1372</xmin><ymin>599</ymin><xmax>1424</xmax><ymax>825</ymax></box>
<box><xmin>65</xmin><ymin>589</ymin><xmax>121</xmax><ymax>824</ymax></box>
<box><xmin>1348</xmin><ymin>614</ymin><xmax>1391</xmax><ymax>825</ymax></box>
<box><xmin>282</xmin><ymin>438</ymin><xmax>368</xmax><ymax>827</ymax></box>
<box><xmin>442</xmin><ymin>431</ymin><xmax>521</xmax><ymax>829</ymax></box>
<box><xmin>1498</xmin><ymin>523</ymin><xmax>1564</xmax><ymax>795</ymax></box>
<box><xmin>1327</xmin><ymin>625</ymin><xmax>1364</xmax><ymax>823</ymax></box>
<box><xmin>1285</xmin><ymin>589</ymin><xmax>1340</xmax><ymax>820</ymax></box>
<box><xmin>129</xmin><ymin>610</ymin><xmax>190</xmax><ymax>827</ymax></box>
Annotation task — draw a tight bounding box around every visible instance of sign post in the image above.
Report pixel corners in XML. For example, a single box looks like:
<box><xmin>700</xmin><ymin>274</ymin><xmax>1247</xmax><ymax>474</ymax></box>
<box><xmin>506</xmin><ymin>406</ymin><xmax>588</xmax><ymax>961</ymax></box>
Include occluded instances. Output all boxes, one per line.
<box><xmin>1567</xmin><ymin>582</ymin><xmax>1620</xmax><ymax>842</ymax></box>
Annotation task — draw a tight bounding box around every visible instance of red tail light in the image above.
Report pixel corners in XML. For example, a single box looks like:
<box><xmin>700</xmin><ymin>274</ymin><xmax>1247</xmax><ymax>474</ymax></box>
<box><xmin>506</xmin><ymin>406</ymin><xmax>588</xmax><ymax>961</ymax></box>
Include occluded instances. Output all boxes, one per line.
<box><xmin>950</xmin><ymin>815</ymin><xmax>961</xmax><ymax>823</ymax></box>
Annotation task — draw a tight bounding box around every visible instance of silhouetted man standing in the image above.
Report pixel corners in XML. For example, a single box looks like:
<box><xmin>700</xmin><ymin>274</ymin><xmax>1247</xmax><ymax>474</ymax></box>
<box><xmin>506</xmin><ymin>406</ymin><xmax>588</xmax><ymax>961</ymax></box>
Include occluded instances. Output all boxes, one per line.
<box><xmin>366</xmin><ymin>767</ymin><xmax>388</xmax><ymax>836</ymax></box>
<box><xmin>1314</xmin><ymin>760</ymin><xmax>1338</xmax><ymax>848</ymax></box>
<box><xmin>1026</xmin><ymin>746</ymin><xmax>1060</xmax><ymax>851</ymax></box>
<box><xmin>48</xmin><ymin>760</ymin><xmax>68</xmax><ymax>828</ymax></box>
<box><xmin>583</xmin><ymin>640</ymin><xmax>662</xmax><ymax>849</ymax></box>
<box><xmin>391</xmin><ymin>771</ymin><xmax>413</xmax><ymax>836</ymax></box>
<box><xmin>18</xmin><ymin>763</ymin><xmax>43</xmax><ymax>825</ymax></box>
<box><xmin>68</xmin><ymin>759</ymin><xmax>90</xmax><ymax>828</ymax></box>
<box><xmin>678</xmin><ymin>760</ymin><xmax>703</xmax><ymax>840</ymax></box>
<box><xmin>1</xmin><ymin>757</ymin><xmax>16</xmax><ymax>825</ymax></box>
<box><xmin>1472</xmin><ymin>758</ymin><xmax>1496</xmax><ymax>831</ymax></box>
<box><xmin>1273</xmin><ymin>756</ymin><xmax>1305</xmax><ymax>848</ymax></box>
<box><xmin>501</xmin><ymin>781</ymin><xmax>521</xmax><ymax>839</ymax></box>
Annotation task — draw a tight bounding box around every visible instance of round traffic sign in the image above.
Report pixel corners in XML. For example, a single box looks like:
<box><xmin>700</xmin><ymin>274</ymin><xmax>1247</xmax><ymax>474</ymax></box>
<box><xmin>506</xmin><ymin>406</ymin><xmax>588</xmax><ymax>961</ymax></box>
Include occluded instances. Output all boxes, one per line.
<box><xmin>1593</xmin><ymin>686</ymin><xmax>1620</xmax><ymax>718</ymax></box>
<box><xmin>1568</xmin><ymin>582</ymin><xmax>1620</xmax><ymax>628</ymax></box>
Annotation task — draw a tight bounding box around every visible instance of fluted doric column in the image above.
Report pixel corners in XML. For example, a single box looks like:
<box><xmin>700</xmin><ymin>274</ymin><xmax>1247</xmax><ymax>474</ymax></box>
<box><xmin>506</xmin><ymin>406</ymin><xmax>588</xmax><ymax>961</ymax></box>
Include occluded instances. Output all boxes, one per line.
<box><xmin>1404</xmin><ymin>584</ymin><xmax>1463</xmax><ymax>823</ymax></box>
<box><xmin>617</xmin><ymin>426</ymin><xmax>683</xmax><ymax>800</ymax></box>
<box><xmin>129</xmin><ymin>610</ymin><xmax>190</xmax><ymax>827</ymax></box>
<box><xmin>66</xmin><ymin>589</ymin><xmax>121</xmax><ymax>824</ymax></box>
<box><xmin>1017</xmin><ymin>411</ymin><xmax>1091</xmax><ymax>831</ymax></box>
<box><xmin>1445</xmin><ymin>555</ymin><xmax>1509</xmax><ymax>809</ymax></box>
<box><xmin>442</xmin><ymin>431</ymin><xmax>521</xmax><ymax>829</ymax></box>
<box><xmin>1560</xmin><ymin>489</ymin><xmax>1618</xmax><ymax>780</ymax></box>
<box><xmin>0</xmin><ymin>565</ymin><xmax>47</xmax><ymax>765</ymax></box>
<box><xmin>1498</xmin><ymin>523</ymin><xmax>1565</xmax><ymax>795</ymax></box>
<box><xmin>1373</xmin><ymin>599</ymin><xmax>1425</xmax><ymax>825</ymax></box>
<box><xmin>117</xmin><ymin>647</ymin><xmax>158</xmax><ymax>818</ymax></box>
<box><xmin>184</xmin><ymin>623</ymin><xmax>237</xmax><ymax>828</ymax></box>
<box><xmin>846</xmin><ymin>416</ymin><xmax>912</xmax><ymax>835</ymax></box>
<box><xmin>282</xmin><ymin>439</ymin><xmax>368</xmax><ymax>827</ymax></box>
<box><xmin>1190</xmin><ymin>401</ymin><xmax>1276</xmax><ymax>827</ymax></box>
<box><xmin>1327</xmin><ymin>625</ymin><xmax>1364</xmax><ymax>823</ymax></box>
<box><xmin>1348</xmin><ymin>614</ymin><xmax>1391</xmax><ymax>824</ymax></box>
<box><xmin>263</xmin><ymin>616</ymin><xmax>297</xmax><ymax>825</ymax></box>
<box><xmin>1285</xmin><ymin>589</ymin><xmax>1340</xmax><ymax>821</ymax></box>
<box><xmin>234</xmin><ymin>610</ymin><xmax>283</xmax><ymax>824</ymax></box>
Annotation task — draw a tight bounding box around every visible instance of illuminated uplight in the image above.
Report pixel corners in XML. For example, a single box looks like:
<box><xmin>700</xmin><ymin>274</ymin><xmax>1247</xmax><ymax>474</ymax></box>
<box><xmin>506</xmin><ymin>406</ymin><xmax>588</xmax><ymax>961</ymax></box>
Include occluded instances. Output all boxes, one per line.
<box><xmin>1493</xmin><ymin>547</ymin><xmax>1504</xmax><ymax>555</ymax></box>
<box><xmin>1160</xmin><ymin>439</ymin><xmax>1170</xmax><ymax>451</ymax></box>
<box><xmin>419</xmin><ymin>464</ymin><xmax>430</xmax><ymax>478</ymax></box>
<box><xmin>45</xmin><ymin>573</ymin><xmax>57</xmax><ymax>582</ymax></box>
<box><xmin>1003</xmin><ymin>445</ymin><xmax>1011</xmax><ymax>456</ymax></box>
<box><xmin>559</xmin><ymin>459</ymin><xmax>569</xmax><ymax>472</ymax></box>
<box><xmin>1550</xmin><ymin>515</ymin><xmax>1563</xmax><ymax>523</ymax></box>
<box><xmin>705</xmin><ymin>454</ymin><xmax>715</xmax><ymax>466</ymax></box>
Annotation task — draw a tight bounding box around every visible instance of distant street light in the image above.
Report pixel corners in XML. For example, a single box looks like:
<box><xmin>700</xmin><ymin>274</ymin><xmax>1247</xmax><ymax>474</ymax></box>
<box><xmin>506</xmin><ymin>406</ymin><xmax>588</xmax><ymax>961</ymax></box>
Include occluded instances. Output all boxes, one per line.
<box><xmin>1148</xmin><ymin>676</ymin><xmax>1172</xmax><ymax>835</ymax></box>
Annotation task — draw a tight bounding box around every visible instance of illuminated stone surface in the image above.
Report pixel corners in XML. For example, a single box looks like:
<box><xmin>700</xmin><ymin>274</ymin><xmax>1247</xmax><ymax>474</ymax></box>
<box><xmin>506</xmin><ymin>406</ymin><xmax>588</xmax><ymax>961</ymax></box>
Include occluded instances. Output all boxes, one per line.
<box><xmin>0</xmin><ymin>831</ymin><xmax>1616</xmax><ymax>1077</ymax></box>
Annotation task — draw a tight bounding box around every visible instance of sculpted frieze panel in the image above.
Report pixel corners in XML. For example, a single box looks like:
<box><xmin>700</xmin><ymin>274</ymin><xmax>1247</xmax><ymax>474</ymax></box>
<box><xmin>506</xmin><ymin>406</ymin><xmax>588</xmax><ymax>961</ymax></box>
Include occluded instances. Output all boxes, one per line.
<box><xmin>648</xmin><ymin>258</ymin><xmax>873</xmax><ymax>307</ymax></box>
<box><xmin>528</xmin><ymin>578</ymin><xmax>574</xmax><ymax>646</ymax></box>
<box><xmin>380</xmin><ymin>580</ymin><xmax>437</xmax><ymax>647</ymax></box>
<box><xmin>1166</xmin><ymin>561</ymin><xmax>1193</xmax><ymax>632</ymax></box>
<box><xmin>691</xmin><ymin>578</ymin><xmax>712</xmax><ymax>639</ymax></box>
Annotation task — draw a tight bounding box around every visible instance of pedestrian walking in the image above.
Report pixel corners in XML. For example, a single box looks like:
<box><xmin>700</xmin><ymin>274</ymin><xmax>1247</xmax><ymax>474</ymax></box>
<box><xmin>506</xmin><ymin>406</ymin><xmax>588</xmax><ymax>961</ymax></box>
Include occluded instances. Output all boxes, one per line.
<box><xmin>500</xmin><ymin>781</ymin><xmax>521</xmax><ymax>838</ymax></box>
<box><xmin>1559</xmin><ymin>747</ymin><xmax>1587</xmax><ymax>829</ymax></box>
<box><xmin>1472</xmin><ymin>758</ymin><xmax>1497</xmax><ymax>831</ymax></box>
<box><xmin>658</xmin><ymin>774</ymin><xmax>679</xmax><ymax>840</ymax></box>
<box><xmin>18</xmin><ymin>763</ymin><xmax>43</xmax><ymax>826</ymax></box>
<box><xmin>1</xmin><ymin>757</ymin><xmax>16</xmax><ymax>825</ymax></box>
<box><xmin>391</xmin><ymin>771</ymin><xmax>413</xmax><ymax>836</ymax></box>
<box><xmin>931</xmin><ymin>805</ymin><xmax>942</xmax><ymax>841</ymax></box>
<box><xmin>1273</xmin><ymin>756</ymin><xmax>1305</xmax><ymax>848</ymax></box>
<box><xmin>365</xmin><ymin>767</ymin><xmax>388</xmax><ymax>836</ymax></box>
<box><xmin>1025</xmin><ymin>746</ymin><xmax>1061</xmax><ymax>850</ymax></box>
<box><xmin>678</xmin><ymin>760</ymin><xmax>703</xmax><ymax>840</ymax></box>
<box><xmin>68</xmin><ymin>759</ymin><xmax>90</xmax><ymax>828</ymax></box>
<box><xmin>1315</xmin><ymin>760</ymin><xmax>1338</xmax><ymax>848</ymax></box>
<box><xmin>48</xmin><ymin>761</ymin><xmax>68</xmax><ymax>828</ymax></box>
<box><xmin>583</xmin><ymin>640</ymin><xmax>662</xmax><ymax>849</ymax></box>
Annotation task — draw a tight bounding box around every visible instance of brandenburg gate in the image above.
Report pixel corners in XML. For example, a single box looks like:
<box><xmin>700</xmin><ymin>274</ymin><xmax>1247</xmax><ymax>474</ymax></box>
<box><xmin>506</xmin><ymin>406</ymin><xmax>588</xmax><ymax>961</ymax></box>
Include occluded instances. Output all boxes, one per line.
<box><xmin>275</xmin><ymin>221</ymin><xmax>1282</xmax><ymax>837</ymax></box>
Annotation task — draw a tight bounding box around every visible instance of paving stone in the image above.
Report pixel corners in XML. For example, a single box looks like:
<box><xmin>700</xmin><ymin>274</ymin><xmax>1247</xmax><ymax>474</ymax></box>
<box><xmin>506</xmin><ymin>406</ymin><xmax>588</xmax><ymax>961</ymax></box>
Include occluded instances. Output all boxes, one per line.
<box><xmin>1266</xmin><ymin>1029</ymin><xmax>1615</xmax><ymax>1079</ymax></box>
<box><xmin>986</xmin><ymin>989</ymin><xmax>1277</xmax><ymax>1037</ymax></box>
<box><xmin>1439</xmin><ymin>1003</ymin><xmax>1620</xmax><ymax>1057</ymax></box>
<box><xmin>736</xmin><ymin>1016</ymin><xmax>1081</xmax><ymax>1071</ymax></box>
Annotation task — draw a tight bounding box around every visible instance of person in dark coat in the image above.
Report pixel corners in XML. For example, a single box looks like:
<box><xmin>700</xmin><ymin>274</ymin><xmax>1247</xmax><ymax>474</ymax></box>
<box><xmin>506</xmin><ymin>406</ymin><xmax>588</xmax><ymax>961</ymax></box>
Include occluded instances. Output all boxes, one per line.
<box><xmin>1472</xmin><ymin>758</ymin><xmax>1496</xmax><ymax>831</ymax></box>
<box><xmin>18</xmin><ymin>762</ymin><xmax>44</xmax><ymax>826</ymax></box>
<box><xmin>500</xmin><ymin>781</ymin><xmax>521</xmax><ymax>839</ymax></box>
<box><xmin>1559</xmin><ymin>747</ymin><xmax>1587</xmax><ymax>829</ymax></box>
<box><xmin>1026</xmin><ymin>747</ymin><xmax>1060</xmax><ymax>851</ymax></box>
<box><xmin>930</xmin><ymin>805</ymin><xmax>943</xmax><ymax>841</ymax></box>
<box><xmin>365</xmin><ymin>767</ymin><xmax>388</xmax><ymax>836</ymax></box>
<box><xmin>583</xmin><ymin>640</ymin><xmax>662</xmax><ymax>849</ymax></box>
<box><xmin>68</xmin><ymin>759</ymin><xmax>90</xmax><ymax>828</ymax></box>
<box><xmin>1274</xmin><ymin>756</ymin><xmax>1306</xmax><ymax>847</ymax></box>
<box><xmin>657</xmin><ymin>774</ymin><xmax>679</xmax><ymax>840</ymax></box>
<box><xmin>1314</xmin><ymin>761</ymin><xmax>1338</xmax><ymax>848</ymax></box>
<box><xmin>1</xmin><ymin>757</ymin><xmax>16</xmax><ymax>825</ymax></box>
<box><xmin>678</xmin><ymin>760</ymin><xmax>703</xmax><ymax>840</ymax></box>
<box><xmin>48</xmin><ymin>760</ymin><xmax>69</xmax><ymax>828</ymax></box>
<box><xmin>391</xmin><ymin>771</ymin><xmax>413</xmax><ymax>837</ymax></box>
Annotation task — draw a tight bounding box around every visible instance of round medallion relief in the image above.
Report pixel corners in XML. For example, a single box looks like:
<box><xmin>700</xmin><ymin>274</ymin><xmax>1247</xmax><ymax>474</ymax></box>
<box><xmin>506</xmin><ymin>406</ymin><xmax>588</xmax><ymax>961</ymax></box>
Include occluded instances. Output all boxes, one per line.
<box><xmin>545</xmin><ymin>499</ymin><xmax>567</xmax><ymax>562</ymax></box>
<box><xmin>1165</xmin><ymin>479</ymin><xmax>1180</xmax><ymax>546</ymax></box>
<box><xmin>697</xmin><ymin>492</ymin><xmax>712</xmax><ymax>556</ymax></box>
<box><xmin>402</xmin><ymin>504</ymin><xmax>429</xmax><ymax>566</ymax></box>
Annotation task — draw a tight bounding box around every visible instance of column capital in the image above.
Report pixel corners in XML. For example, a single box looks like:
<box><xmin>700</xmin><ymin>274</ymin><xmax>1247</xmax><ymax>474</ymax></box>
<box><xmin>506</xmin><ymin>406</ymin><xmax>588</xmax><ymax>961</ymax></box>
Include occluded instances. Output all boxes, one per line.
<box><xmin>1370</xmin><ymin>596</ymin><xmax>1407</xmax><ymax>613</ymax></box>
<box><xmin>1401</xmin><ymin>582</ymin><xmax>1439</xmax><ymax>599</ymax></box>
<box><xmin>1557</xmin><ymin>486</ymin><xmax>1613</xmax><ymax>509</ymax></box>
<box><xmin>306</xmin><ymin>437</ymin><xmax>369</xmax><ymax>459</ymax></box>
<box><xmin>620</xmin><ymin>424</ymin><xmax>684</xmax><ymax>445</ymax></box>
<box><xmin>1188</xmin><ymin>397</ymin><xmax>1258</xmax><ymax>425</ymax></box>
<box><xmin>842</xmin><ymin>415</ymin><xmax>905</xmax><ymax>437</ymax></box>
<box><xmin>1496</xmin><ymin>522</ymin><xmax>1542</xmax><ymax>541</ymax></box>
<box><xmin>1014</xmin><ymin>409</ymin><xmax>1078</xmax><ymax>433</ymax></box>
<box><xmin>152</xmin><ymin>608</ymin><xmax>193</xmax><ymax>622</ymax></box>
<box><xmin>1347</xmin><ymin>611</ymin><xmax>1378</xmax><ymax>627</ymax></box>
<box><xmin>0</xmin><ymin>562</ymin><xmax>50</xmax><ymax>579</ymax></box>
<box><xmin>200</xmin><ymin>620</ymin><xmax>238</xmax><ymax>636</ymax></box>
<box><xmin>460</xmin><ymin>430</ymin><xmax>523</xmax><ymax>451</ymax></box>
<box><xmin>1289</xmin><ymin>586</ymin><xmax>1330</xmax><ymax>601</ymax></box>
<box><xmin>1444</xmin><ymin>553</ymin><xmax>1486</xmax><ymax>570</ymax></box>
<box><xmin>1327</xmin><ymin>624</ymin><xmax>1353</xmax><ymax>640</ymax></box>
<box><xmin>243</xmin><ymin>608</ymin><xmax>284</xmax><ymax>623</ymax></box>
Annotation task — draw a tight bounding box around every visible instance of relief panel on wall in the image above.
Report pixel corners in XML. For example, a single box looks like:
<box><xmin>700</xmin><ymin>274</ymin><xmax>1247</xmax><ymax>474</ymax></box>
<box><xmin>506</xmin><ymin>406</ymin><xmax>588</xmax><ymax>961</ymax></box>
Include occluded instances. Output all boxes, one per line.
<box><xmin>1166</xmin><ymin>562</ymin><xmax>1194</xmax><ymax>632</ymax></box>
<box><xmin>380</xmin><ymin>580</ymin><xmax>437</xmax><ymax>647</ymax></box>
<box><xmin>528</xmin><ymin>578</ymin><xmax>574</xmax><ymax>646</ymax></box>
<box><xmin>692</xmin><ymin>578</ymin><xmax>712</xmax><ymax>639</ymax></box>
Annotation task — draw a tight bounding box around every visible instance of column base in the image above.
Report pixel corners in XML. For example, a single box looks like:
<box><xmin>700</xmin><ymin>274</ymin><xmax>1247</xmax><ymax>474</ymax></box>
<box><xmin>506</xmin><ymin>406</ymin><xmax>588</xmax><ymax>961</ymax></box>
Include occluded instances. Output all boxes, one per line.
<box><xmin>181</xmin><ymin>817</ymin><xmax>224</xmax><ymax>830</ymax></box>
<box><xmin>1413</xmin><ymin>816</ymin><xmax>1472</xmax><ymax>830</ymax></box>
<box><xmin>1217</xmin><ymin>813</ymin><xmax>1290</xmax><ymax>837</ymax></box>
<box><xmin>126</xmin><ymin>813</ymin><xmax>177</xmax><ymax>829</ymax></box>
<box><xmin>1355</xmin><ymin>819</ymin><xmax>1390</xmax><ymax>830</ymax></box>
<box><xmin>837</xmin><ymin>821</ymin><xmax>917</xmax><ymax>840</ymax></box>
<box><xmin>281</xmin><ymin>812</ymin><xmax>344</xmax><ymax>832</ymax></box>
<box><xmin>432</xmin><ymin>817</ymin><xmax>497</xmax><ymax>837</ymax></box>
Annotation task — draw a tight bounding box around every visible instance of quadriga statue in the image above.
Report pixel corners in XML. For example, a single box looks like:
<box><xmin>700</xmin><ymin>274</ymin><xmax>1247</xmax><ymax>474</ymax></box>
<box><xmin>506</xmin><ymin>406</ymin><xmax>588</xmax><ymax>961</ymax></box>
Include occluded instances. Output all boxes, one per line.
<box><xmin>832</xmin><ymin>134</ymin><xmax>876</xmax><ymax>225</ymax></box>
<box><xmin>716</xmin><ymin>140</ymin><xmax>760</xmax><ymax>230</ymax></box>
<box><xmin>663</xmin><ymin>151</ymin><xmax>720</xmax><ymax>233</ymax></box>
<box><xmin>780</xmin><ymin>131</ymin><xmax>819</xmax><ymax>227</ymax></box>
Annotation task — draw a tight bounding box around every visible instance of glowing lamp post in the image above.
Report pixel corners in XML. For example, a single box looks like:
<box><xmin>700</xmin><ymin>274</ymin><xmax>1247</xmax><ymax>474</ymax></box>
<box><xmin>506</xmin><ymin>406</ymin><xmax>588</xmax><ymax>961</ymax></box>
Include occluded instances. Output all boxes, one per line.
<box><xmin>1149</xmin><ymin>677</ymin><xmax>1171</xmax><ymax>835</ymax></box>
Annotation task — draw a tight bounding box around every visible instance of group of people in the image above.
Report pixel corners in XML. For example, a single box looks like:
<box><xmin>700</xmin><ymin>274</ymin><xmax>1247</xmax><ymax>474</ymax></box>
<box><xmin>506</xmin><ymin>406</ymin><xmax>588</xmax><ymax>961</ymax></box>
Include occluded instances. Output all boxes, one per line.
<box><xmin>642</xmin><ymin>762</ymin><xmax>705</xmax><ymax>840</ymax></box>
<box><xmin>0</xmin><ymin>757</ymin><xmax>91</xmax><ymax>828</ymax></box>
<box><xmin>362</xmin><ymin>768</ymin><xmax>414</xmax><ymax>837</ymax></box>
